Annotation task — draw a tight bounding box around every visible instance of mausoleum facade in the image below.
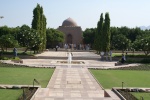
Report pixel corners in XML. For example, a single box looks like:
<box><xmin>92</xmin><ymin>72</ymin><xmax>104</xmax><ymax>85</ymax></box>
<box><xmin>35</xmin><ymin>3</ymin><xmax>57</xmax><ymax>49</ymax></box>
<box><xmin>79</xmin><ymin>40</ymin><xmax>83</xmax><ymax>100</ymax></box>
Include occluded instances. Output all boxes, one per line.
<box><xmin>58</xmin><ymin>18</ymin><xmax>82</xmax><ymax>47</ymax></box>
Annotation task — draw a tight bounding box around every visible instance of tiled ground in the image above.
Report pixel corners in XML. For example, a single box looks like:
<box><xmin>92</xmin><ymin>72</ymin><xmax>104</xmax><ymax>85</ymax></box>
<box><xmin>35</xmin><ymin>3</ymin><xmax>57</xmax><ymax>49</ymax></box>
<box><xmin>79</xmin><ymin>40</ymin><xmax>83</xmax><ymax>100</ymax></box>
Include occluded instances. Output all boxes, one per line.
<box><xmin>32</xmin><ymin>68</ymin><xmax>106</xmax><ymax>100</ymax></box>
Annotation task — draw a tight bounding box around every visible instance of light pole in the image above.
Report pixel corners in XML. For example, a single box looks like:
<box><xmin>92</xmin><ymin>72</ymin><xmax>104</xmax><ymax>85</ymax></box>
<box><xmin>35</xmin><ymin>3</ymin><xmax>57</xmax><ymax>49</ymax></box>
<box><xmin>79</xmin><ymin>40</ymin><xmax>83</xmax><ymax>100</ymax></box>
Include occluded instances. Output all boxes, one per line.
<box><xmin>33</xmin><ymin>79</ymin><xmax>40</xmax><ymax>87</ymax></box>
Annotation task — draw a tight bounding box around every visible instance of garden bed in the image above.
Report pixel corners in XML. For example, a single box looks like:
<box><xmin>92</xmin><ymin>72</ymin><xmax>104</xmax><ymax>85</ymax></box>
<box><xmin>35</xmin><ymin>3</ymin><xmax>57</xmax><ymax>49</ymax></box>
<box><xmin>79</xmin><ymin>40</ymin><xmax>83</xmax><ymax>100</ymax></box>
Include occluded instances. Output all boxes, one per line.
<box><xmin>117</xmin><ymin>89</ymin><xmax>137</xmax><ymax>100</ymax></box>
<box><xmin>18</xmin><ymin>87</ymin><xmax>38</xmax><ymax>100</ymax></box>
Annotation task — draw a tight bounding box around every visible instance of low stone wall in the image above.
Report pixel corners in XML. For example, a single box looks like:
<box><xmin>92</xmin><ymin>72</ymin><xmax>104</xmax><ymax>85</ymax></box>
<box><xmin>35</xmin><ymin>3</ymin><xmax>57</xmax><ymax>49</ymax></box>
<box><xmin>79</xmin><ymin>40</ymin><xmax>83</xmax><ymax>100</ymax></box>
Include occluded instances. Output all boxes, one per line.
<box><xmin>0</xmin><ymin>85</ymin><xmax>41</xmax><ymax>89</ymax></box>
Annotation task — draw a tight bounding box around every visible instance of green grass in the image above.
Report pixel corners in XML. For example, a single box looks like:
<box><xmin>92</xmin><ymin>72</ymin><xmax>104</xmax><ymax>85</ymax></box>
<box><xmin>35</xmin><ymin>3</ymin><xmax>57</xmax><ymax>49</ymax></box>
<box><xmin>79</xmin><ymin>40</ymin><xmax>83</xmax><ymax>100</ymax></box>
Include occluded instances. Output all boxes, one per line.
<box><xmin>0</xmin><ymin>64</ymin><xmax>54</xmax><ymax>99</ymax></box>
<box><xmin>109</xmin><ymin>64</ymin><xmax>150</xmax><ymax>70</ymax></box>
<box><xmin>90</xmin><ymin>69</ymin><xmax>150</xmax><ymax>99</ymax></box>
<box><xmin>131</xmin><ymin>92</ymin><xmax>150</xmax><ymax>100</ymax></box>
<box><xmin>0</xmin><ymin>89</ymin><xmax>22</xmax><ymax>100</ymax></box>
<box><xmin>113</xmin><ymin>53</ymin><xmax>150</xmax><ymax>58</ymax></box>
<box><xmin>90</xmin><ymin>70</ymin><xmax>150</xmax><ymax>89</ymax></box>
<box><xmin>0</xmin><ymin>65</ymin><xmax>54</xmax><ymax>87</ymax></box>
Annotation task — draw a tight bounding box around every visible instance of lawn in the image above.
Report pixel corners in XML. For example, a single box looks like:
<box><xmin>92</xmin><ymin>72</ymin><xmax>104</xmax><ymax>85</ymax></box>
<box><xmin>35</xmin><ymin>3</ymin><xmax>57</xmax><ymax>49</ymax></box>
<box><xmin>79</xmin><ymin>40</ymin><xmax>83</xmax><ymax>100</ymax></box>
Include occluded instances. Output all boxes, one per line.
<box><xmin>90</xmin><ymin>69</ymin><xmax>150</xmax><ymax>99</ymax></box>
<box><xmin>0</xmin><ymin>89</ymin><xmax>22</xmax><ymax>100</ymax></box>
<box><xmin>0</xmin><ymin>64</ymin><xmax>54</xmax><ymax>100</ymax></box>
<box><xmin>131</xmin><ymin>92</ymin><xmax>150</xmax><ymax>100</ymax></box>
<box><xmin>90</xmin><ymin>70</ymin><xmax>150</xmax><ymax>89</ymax></box>
<box><xmin>0</xmin><ymin>65</ymin><xmax>54</xmax><ymax>87</ymax></box>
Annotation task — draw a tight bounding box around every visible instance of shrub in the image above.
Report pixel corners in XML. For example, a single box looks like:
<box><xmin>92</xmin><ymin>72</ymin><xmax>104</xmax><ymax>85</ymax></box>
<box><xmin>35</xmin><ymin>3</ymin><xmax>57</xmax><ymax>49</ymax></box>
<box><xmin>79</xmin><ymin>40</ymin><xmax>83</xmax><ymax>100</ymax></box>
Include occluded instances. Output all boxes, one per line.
<box><xmin>140</xmin><ymin>58</ymin><xmax>150</xmax><ymax>64</ymax></box>
<box><xmin>10</xmin><ymin>57</ymin><xmax>20</xmax><ymax>60</ymax></box>
<box><xmin>0</xmin><ymin>56</ymin><xmax>9</xmax><ymax>60</ymax></box>
<box><xmin>126</xmin><ymin>59</ymin><xmax>137</xmax><ymax>63</ymax></box>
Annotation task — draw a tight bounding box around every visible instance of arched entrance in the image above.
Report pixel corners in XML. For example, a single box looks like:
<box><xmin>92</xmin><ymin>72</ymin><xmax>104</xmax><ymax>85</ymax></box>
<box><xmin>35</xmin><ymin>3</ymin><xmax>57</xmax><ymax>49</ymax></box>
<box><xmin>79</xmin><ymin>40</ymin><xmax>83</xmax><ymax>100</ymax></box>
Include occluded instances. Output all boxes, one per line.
<box><xmin>67</xmin><ymin>34</ymin><xmax>73</xmax><ymax>44</ymax></box>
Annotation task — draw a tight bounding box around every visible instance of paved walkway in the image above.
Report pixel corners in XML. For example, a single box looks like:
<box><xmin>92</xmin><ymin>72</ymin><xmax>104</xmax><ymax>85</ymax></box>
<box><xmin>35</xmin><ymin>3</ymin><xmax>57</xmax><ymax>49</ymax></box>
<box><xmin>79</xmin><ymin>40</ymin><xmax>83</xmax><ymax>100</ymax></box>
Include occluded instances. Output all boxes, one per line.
<box><xmin>32</xmin><ymin>68</ymin><xmax>111</xmax><ymax>100</ymax></box>
<box><xmin>3</xmin><ymin>51</ymin><xmax>140</xmax><ymax>69</ymax></box>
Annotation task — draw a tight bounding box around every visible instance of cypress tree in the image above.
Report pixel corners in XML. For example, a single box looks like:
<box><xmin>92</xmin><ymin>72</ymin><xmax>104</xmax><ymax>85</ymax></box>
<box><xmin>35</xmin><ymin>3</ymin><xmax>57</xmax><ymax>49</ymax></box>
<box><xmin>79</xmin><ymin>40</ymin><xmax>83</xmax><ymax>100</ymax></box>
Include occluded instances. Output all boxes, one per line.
<box><xmin>32</xmin><ymin>4</ymin><xmax>47</xmax><ymax>51</ymax></box>
<box><xmin>40</xmin><ymin>6</ymin><xmax>44</xmax><ymax>50</ymax></box>
<box><xmin>32</xmin><ymin>4</ymin><xmax>41</xmax><ymax>31</ymax></box>
<box><xmin>94</xmin><ymin>23</ymin><xmax>99</xmax><ymax>52</ymax></box>
<box><xmin>94</xmin><ymin>13</ymin><xmax>103</xmax><ymax>53</ymax></box>
<box><xmin>98</xmin><ymin>13</ymin><xmax>104</xmax><ymax>52</ymax></box>
<box><xmin>43</xmin><ymin>15</ymin><xmax>47</xmax><ymax>50</ymax></box>
<box><xmin>103</xmin><ymin>12</ymin><xmax>110</xmax><ymax>52</ymax></box>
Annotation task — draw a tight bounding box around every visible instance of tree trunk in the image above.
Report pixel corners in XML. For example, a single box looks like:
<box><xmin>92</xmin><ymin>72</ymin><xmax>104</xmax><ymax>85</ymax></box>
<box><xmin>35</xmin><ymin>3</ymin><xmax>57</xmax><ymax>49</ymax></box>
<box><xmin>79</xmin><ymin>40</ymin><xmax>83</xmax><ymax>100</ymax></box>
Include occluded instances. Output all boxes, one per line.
<box><xmin>144</xmin><ymin>51</ymin><xmax>149</xmax><ymax>56</ymax></box>
<box><xmin>24</xmin><ymin>47</ymin><xmax>29</xmax><ymax>53</ymax></box>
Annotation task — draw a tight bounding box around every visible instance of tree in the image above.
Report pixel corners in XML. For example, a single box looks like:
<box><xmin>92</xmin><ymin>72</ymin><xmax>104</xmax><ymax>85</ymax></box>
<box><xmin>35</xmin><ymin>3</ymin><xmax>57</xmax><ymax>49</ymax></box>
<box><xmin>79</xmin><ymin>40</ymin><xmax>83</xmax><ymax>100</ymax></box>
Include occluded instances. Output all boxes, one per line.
<box><xmin>0</xmin><ymin>34</ymin><xmax>18</xmax><ymax>52</ymax></box>
<box><xmin>128</xmin><ymin>27</ymin><xmax>142</xmax><ymax>42</ymax></box>
<box><xmin>18</xmin><ymin>25</ymin><xmax>30</xmax><ymax>47</ymax></box>
<box><xmin>42</xmin><ymin>15</ymin><xmax>47</xmax><ymax>50</ymax></box>
<box><xmin>32</xmin><ymin>4</ymin><xmax>47</xmax><ymax>51</ymax></box>
<box><xmin>18</xmin><ymin>25</ymin><xmax>42</xmax><ymax>53</ymax></box>
<box><xmin>103</xmin><ymin>12</ymin><xmax>111</xmax><ymax>52</ymax></box>
<box><xmin>133</xmin><ymin>35</ymin><xmax>150</xmax><ymax>56</ymax></box>
<box><xmin>32</xmin><ymin>4</ymin><xmax>41</xmax><ymax>31</ymax></box>
<box><xmin>0</xmin><ymin>26</ymin><xmax>11</xmax><ymax>37</ymax></box>
<box><xmin>110</xmin><ymin>27</ymin><xmax>119</xmax><ymax>49</ymax></box>
<box><xmin>94</xmin><ymin>13</ymin><xmax>103</xmax><ymax>53</ymax></box>
<box><xmin>83</xmin><ymin>28</ymin><xmax>96</xmax><ymax>48</ymax></box>
<box><xmin>46</xmin><ymin>28</ymin><xmax>64</xmax><ymax>48</ymax></box>
<box><xmin>112</xmin><ymin>34</ymin><xmax>131</xmax><ymax>53</ymax></box>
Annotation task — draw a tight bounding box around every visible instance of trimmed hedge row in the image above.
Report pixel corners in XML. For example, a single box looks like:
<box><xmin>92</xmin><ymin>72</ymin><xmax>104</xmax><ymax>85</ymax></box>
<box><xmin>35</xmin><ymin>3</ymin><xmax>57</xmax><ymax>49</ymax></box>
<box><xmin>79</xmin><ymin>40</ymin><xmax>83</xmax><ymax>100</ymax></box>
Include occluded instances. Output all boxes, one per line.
<box><xmin>126</xmin><ymin>58</ymin><xmax>150</xmax><ymax>64</ymax></box>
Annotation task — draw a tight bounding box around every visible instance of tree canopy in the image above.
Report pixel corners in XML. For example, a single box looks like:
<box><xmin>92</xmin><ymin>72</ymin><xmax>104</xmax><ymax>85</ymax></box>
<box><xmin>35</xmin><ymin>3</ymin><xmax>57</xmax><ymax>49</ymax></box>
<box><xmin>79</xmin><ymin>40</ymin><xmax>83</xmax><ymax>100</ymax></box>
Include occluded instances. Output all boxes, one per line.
<box><xmin>133</xmin><ymin>34</ymin><xmax>150</xmax><ymax>55</ymax></box>
<box><xmin>32</xmin><ymin>4</ymin><xmax>47</xmax><ymax>51</ymax></box>
<box><xmin>83</xmin><ymin>28</ymin><xmax>96</xmax><ymax>47</ymax></box>
<box><xmin>18</xmin><ymin>25</ymin><xmax>42</xmax><ymax>53</ymax></box>
<box><xmin>0</xmin><ymin>34</ymin><xmax>18</xmax><ymax>52</ymax></box>
<box><xmin>112</xmin><ymin>34</ymin><xmax>131</xmax><ymax>52</ymax></box>
<box><xmin>46</xmin><ymin>28</ymin><xmax>64</xmax><ymax>48</ymax></box>
<box><xmin>94</xmin><ymin>13</ymin><xmax>111</xmax><ymax>53</ymax></box>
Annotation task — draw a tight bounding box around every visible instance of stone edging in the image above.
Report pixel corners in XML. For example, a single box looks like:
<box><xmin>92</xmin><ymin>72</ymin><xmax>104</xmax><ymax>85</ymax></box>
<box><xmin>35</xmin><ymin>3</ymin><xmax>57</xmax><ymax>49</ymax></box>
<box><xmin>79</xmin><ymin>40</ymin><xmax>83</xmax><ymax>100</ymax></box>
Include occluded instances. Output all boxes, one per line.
<box><xmin>0</xmin><ymin>85</ymin><xmax>41</xmax><ymax>89</ymax></box>
<box><xmin>88</xmin><ymin>69</ymin><xmax>105</xmax><ymax>90</ymax></box>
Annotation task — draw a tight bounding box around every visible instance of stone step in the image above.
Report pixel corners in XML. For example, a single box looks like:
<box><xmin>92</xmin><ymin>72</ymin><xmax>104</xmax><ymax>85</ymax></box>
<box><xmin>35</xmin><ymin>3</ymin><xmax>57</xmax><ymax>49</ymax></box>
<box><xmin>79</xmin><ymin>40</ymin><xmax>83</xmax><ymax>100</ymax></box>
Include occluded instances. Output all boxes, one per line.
<box><xmin>105</xmin><ymin>89</ymin><xmax>120</xmax><ymax>100</ymax></box>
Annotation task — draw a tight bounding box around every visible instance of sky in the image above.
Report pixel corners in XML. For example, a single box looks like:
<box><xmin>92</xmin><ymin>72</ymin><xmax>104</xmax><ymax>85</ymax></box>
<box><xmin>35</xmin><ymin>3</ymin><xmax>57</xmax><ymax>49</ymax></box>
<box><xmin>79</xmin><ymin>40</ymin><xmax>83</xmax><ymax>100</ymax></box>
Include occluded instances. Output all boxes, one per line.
<box><xmin>0</xmin><ymin>0</ymin><xmax>150</xmax><ymax>30</ymax></box>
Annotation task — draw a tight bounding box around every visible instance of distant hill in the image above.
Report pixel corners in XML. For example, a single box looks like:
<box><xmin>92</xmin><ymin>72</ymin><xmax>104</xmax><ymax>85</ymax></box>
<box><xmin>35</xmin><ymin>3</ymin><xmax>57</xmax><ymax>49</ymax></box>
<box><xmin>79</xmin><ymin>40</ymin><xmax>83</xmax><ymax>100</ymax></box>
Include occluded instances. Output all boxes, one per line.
<box><xmin>139</xmin><ymin>25</ymin><xmax>150</xmax><ymax>30</ymax></box>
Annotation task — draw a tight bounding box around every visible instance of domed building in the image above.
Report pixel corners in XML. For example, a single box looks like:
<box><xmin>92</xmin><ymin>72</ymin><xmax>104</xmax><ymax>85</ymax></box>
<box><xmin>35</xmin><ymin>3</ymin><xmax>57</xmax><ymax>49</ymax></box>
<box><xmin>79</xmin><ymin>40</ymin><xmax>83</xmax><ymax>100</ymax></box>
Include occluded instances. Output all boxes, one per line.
<box><xmin>58</xmin><ymin>18</ymin><xmax>82</xmax><ymax>47</ymax></box>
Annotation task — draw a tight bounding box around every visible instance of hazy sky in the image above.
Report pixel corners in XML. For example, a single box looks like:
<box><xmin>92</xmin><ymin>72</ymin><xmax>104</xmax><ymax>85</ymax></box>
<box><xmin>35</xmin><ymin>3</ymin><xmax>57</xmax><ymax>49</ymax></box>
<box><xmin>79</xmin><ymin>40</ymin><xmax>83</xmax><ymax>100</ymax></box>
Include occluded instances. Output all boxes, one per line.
<box><xmin>0</xmin><ymin>0</ymin><xmax>150</xmax><ymax>30</ymax></box>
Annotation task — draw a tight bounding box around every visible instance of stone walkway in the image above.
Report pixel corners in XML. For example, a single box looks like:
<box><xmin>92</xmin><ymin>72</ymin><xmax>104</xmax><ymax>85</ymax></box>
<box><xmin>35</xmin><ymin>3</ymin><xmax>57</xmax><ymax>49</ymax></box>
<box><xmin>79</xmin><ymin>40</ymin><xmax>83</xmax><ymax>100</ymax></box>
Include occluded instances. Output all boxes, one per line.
<box><xmin>3</xmin><ymin>51</ymin><xmax>140</xmax><ymax>69</ymax></box>
<box><xmin>32</xmin><ymin>67</ymin><xmax>110</xmax><ymax>100</ymax></box>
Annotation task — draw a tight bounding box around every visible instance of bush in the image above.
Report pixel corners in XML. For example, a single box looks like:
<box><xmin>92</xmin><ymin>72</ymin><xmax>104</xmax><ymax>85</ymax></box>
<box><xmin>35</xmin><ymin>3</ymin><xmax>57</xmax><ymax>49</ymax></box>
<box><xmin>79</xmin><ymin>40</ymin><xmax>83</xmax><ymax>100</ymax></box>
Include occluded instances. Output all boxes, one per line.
<box><xmin>10</xmin><ymin>57</ymin><xmax>20</xmax><ymax>60</ymax></box>
<box><xmin>0</xmin><ymin>56</ymin><xmax>9</xmax><ymax>60</ymax></box>
<box><xmin>0</xmin><ymin>56</ymin><xmax>20</xmax><ymax>60</ymax></box>
<box><xmin>126</xmin><ymin>59</ymin><xmax>138</xmax><ymax>63</ymax></box>
<box><xmin>140</xmin><ymin>58</ymin><xmax>150</xmax><ymax>64</ymax></box>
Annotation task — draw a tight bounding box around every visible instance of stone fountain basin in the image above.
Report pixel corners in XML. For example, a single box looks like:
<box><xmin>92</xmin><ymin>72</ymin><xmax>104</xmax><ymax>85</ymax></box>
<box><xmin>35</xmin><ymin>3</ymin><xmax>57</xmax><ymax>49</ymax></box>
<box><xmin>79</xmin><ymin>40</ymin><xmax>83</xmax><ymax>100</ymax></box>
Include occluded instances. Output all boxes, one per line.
<box><xmin>57</xmin><ymin>61</ymin><xmax>85</xmax><ymax>64</ymax></box>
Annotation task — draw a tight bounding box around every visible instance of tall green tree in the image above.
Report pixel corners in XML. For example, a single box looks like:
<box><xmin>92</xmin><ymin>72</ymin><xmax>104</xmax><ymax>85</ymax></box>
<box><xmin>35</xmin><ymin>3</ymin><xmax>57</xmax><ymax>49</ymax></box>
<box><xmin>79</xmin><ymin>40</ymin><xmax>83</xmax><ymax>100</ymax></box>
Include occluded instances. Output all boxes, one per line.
<box><xmin>103</xmin><ymin>12</ymin><xmax>111</xmax><ymax>52</ymax></box>
<box><xmin>32</xmin><ymin>4</ymin><xmax>41</xmax><ymax>31</ymax></box>
<box><xmin>42</xmin><ymin>15</ymin><xmax>47</xmax><ymax>50</ymax></box>
<box><xmin>94</xmin><ymin>13</ymin><xmax>103</xmax><ymax>53</ymax></box>
<box><xmin>32</xmin><ymin>4</ymin><xmax>47</xmax><ymax>51</ymax></box>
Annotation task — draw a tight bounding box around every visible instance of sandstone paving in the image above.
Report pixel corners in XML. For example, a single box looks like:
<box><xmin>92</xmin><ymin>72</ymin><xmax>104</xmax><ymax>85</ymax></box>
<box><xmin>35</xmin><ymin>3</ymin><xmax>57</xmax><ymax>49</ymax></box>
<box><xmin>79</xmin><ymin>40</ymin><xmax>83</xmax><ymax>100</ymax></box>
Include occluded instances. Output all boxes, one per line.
<box><xmin>32</xmin><ymin>67</ymin><xmax>110</xmax><ymax>100</ymax></box>
<box><xmin>2</xmin><ymin>51</ymin><xmax>140</xmax><ymax>69</ymax></box>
